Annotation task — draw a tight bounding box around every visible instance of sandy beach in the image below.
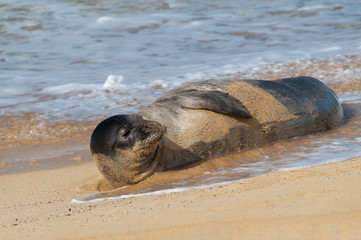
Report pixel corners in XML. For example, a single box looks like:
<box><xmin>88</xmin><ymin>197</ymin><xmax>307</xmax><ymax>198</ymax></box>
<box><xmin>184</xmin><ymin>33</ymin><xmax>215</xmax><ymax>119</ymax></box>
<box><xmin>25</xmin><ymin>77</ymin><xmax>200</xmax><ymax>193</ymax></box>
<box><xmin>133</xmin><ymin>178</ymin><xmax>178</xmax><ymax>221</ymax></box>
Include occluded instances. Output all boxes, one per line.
<box><xmin>1</xmin><ymin>155</ymin><xmax>361</xmax><ymax>239</ymax></box>
<box><xmin>2</xmin><ymin>1</ymin><xmax>361</xmax><ymax>238</ymax></box>
<box><xmin>1</xmin><ymin>55</ymin><xmax>361</xmax><ymax>239</ymax></box>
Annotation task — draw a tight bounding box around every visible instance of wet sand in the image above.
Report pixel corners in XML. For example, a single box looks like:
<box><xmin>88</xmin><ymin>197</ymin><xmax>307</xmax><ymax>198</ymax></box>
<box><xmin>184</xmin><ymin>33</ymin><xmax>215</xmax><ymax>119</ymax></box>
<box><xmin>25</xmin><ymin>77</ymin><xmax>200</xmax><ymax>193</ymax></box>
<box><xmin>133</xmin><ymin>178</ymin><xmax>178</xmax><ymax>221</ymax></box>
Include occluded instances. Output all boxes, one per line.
<box><xmin>0</xmin><ymin>113</ymin><xmax>98</xmax><ymax>174</ymax></box>
<box><xmin>1</xmin><ymin>55</ymin><xmax>361</xmax><ymax>239</ymax></box>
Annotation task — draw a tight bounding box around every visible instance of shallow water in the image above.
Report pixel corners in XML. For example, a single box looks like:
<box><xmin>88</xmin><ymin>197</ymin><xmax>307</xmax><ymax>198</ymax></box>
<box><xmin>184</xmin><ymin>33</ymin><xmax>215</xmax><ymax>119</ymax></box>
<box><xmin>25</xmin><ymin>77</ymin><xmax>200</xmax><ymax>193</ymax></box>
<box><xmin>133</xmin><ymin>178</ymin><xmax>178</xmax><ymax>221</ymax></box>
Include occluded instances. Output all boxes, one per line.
<box><xmin>1</xmin><ymin>1</ymin><xmax>361</xmax><ymax>200</ymax></box>
<box><xmin>1</xmin><ymin>0</ymin><xmax>361</xmax><ymax>119</ymax></box>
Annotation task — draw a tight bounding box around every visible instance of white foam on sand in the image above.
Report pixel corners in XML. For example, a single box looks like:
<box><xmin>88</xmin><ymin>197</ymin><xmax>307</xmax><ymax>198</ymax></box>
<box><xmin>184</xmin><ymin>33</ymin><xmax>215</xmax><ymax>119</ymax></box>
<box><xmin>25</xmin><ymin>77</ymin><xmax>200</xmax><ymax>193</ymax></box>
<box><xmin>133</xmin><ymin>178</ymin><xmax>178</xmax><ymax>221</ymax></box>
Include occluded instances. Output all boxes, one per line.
<box><xmin>71</xmin><ymin>179</ymin><xmax>241</xmax><ymax>203</ymax></box>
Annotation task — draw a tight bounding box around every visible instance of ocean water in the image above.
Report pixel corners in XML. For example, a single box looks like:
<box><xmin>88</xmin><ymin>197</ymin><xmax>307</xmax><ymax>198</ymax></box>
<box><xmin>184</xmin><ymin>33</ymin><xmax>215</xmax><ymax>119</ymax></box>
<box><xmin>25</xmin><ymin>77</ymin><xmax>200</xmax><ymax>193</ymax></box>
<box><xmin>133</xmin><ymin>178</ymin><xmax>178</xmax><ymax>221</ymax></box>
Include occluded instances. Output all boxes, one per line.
<box><xmin>1</xmin><ymin>0</ymin><xmax>360</xmax><ymax>120</ymax></box>
<box><xmin>1</xmin><ymin>1</ymin><xmax>361</xmax><ymax>200</ymax></box>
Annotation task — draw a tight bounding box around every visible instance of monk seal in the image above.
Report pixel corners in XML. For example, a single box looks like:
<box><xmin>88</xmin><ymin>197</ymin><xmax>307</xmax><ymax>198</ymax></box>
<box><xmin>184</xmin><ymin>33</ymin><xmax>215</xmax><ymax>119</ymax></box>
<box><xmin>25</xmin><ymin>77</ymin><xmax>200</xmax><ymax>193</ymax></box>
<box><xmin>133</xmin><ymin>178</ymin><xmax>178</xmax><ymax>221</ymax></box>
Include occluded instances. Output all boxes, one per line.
<box><xmin>90</xmin><ymin>76</ymin><xmax>344</xmax><ymax>188</ymax></box>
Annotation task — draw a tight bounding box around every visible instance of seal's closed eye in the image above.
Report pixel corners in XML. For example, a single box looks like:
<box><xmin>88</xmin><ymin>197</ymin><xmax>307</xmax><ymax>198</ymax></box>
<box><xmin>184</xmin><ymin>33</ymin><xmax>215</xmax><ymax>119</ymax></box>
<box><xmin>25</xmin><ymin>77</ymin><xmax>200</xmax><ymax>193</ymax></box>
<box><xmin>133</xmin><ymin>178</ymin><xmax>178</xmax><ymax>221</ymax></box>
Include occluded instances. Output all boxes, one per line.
<box><xmin>175</xmin><ymin>90</ymin><xmax>252</xmax><ymax>119</ymax></box>
<box><xmin>118</xmin><ymin>128</ymin><xmax>132</xmax><ymax>139</ymax></box>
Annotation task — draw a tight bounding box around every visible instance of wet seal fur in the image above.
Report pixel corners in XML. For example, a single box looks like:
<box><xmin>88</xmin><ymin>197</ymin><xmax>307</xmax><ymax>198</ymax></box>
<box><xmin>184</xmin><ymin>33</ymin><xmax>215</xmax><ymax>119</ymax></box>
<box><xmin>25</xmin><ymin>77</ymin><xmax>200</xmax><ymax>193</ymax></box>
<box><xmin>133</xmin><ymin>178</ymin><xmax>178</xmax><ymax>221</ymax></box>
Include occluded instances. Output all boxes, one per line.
<box><xmin>90</xmin><ymin>76</ymin><xmax>344</xmax><ymax>188</ymax></box>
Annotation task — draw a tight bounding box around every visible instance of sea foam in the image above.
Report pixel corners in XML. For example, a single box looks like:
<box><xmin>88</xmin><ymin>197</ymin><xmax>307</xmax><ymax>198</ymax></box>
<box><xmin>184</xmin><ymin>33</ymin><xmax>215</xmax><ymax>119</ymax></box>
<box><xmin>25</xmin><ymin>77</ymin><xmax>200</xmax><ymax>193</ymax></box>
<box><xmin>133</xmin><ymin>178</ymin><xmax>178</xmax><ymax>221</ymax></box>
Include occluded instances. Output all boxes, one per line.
<box><xmin>103</xmin><ymin>75</ymin><xmax>127</xmax><ymax>92</ymax></box>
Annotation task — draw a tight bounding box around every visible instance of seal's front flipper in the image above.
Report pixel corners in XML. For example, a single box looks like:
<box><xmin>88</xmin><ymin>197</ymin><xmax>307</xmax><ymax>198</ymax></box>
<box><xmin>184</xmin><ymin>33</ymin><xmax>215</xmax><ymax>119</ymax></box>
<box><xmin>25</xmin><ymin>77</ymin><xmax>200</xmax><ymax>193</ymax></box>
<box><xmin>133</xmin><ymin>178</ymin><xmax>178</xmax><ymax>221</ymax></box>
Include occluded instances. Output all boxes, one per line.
<box><xmin>177</xmin><ymin>90</ymin><xmax>252</xmax><ymax>119</ymax></box>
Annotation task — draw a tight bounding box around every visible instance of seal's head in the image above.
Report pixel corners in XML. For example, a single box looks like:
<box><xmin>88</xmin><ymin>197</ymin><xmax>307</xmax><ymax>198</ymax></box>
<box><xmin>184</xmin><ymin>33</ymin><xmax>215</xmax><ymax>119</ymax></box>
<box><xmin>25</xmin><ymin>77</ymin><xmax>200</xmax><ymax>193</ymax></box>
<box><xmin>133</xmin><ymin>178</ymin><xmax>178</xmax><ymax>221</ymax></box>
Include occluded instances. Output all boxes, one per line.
<box><xmin>90</xmin><ymin>114</ymin><xmax>165</xmax><ymax>188</ymax></box>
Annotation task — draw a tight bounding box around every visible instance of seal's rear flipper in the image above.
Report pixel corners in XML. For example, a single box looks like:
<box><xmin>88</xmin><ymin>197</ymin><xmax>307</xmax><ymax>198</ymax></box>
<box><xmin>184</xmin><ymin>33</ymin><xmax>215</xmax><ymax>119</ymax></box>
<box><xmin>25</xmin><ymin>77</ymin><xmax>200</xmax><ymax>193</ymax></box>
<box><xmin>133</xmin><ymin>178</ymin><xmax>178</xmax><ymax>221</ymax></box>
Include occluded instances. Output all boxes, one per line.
<box><xmin>177</xmin><ymin>90</ymin><xmax>252</xmax><ymax>119</ymax></box>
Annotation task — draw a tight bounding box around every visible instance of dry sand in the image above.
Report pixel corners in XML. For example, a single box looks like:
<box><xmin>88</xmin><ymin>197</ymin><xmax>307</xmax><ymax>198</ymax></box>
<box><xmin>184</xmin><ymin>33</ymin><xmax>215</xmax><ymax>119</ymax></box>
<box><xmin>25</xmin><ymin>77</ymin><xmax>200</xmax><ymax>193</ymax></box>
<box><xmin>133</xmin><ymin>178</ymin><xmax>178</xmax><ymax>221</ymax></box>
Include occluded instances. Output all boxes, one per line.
<box><xmin>1</xmin><ymin>156</ymin><xmax>361</xmax><ymax>240</ymax></box>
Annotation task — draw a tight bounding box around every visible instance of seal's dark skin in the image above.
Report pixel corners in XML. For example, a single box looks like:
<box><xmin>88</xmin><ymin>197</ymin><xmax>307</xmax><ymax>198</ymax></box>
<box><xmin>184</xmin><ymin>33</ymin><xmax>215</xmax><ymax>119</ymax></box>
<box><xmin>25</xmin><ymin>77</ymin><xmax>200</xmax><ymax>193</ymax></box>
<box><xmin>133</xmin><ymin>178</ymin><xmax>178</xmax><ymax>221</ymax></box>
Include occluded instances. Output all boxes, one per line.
<box><xmin>91</xmin><ymin>76</ymin><xmax>344</xmax><ymax>188</ymax></box>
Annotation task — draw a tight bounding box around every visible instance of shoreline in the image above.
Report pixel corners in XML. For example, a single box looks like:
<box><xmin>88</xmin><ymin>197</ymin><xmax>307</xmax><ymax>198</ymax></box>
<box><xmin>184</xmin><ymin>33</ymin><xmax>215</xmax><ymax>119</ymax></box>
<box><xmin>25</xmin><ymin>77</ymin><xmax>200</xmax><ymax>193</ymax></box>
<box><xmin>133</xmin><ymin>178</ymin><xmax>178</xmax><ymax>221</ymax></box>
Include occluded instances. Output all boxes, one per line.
<box><xmin>1</xmin><ymin>156</ymin><xmax>361</xmax><ymax>239</ymax></box>
<box><xmin>1</xmin><ymin>54</ymin><xmax>361</xmax><ymax>239</ymax></box>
